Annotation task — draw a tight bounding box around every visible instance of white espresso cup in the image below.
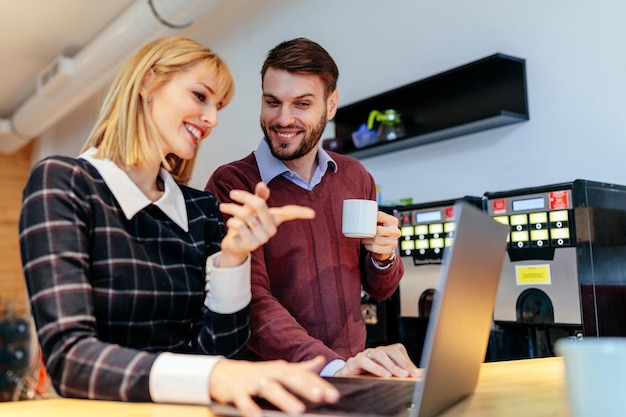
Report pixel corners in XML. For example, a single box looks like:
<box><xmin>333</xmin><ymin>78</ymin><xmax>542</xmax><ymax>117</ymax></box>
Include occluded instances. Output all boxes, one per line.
<box><xmin>556</xmin><ymin>337</ymin><xmax>626</xmax><ymax>417</ymax></box>
<box><xmin>342</xmin><ymin>199</ymin><xmax>378</xmax><ymax>238</ymax></box>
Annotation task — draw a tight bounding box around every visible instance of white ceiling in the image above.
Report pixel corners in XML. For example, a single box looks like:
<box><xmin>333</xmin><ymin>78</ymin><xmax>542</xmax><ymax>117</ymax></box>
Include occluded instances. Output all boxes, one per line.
<box><xmin>0</xmin><ymin>0</ymin><xmax>136</xmax><ymax>118</ymax></box>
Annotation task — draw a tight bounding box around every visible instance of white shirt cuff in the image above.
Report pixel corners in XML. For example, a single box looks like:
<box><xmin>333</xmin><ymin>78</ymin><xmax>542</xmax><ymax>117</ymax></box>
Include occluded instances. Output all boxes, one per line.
<box><xmin>205</xmin><ymin>252</ymin><xmax>251</xmax><ymax>314</ymax></box>
<box><xmin>371</xmin><ymin>256</ymin><xmax>392</xmax><ymax>270</ymax></box>
<box><xmin>149</xmin><ymin>352</ymin><xmax>223</xmax><ymax>404</ymax></box>
<box><xmin>320</xmin><ymin>359</ymin><xmax>346</xmax><ymax>377</ymax></box>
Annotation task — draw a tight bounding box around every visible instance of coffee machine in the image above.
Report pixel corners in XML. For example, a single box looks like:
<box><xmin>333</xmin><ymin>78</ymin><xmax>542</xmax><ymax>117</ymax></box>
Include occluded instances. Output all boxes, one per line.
<box><xmin>483</xmin><ymin>179</ymin><xmax>626</xmax><ymax>360</ymax></box>
<box><xmin>385</xmin><ymin>197</ymin><xmax>482</xmax><ymax>364</ymax></box>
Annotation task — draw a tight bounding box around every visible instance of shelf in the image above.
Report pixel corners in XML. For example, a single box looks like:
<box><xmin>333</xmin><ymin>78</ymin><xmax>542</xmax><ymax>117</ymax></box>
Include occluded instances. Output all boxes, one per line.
<box><xmin>344</xmin><ymin>111</ymin><xmax>526</xmax><ymax>159</ymax></box>
<box><xmin>333</xmin><ymin>53</ymin><xmax>529</xmax><ymax>159</ymax></box>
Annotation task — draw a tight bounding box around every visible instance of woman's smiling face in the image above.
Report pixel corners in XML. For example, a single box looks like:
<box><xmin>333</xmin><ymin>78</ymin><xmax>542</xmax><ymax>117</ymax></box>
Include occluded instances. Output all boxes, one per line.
<box><xmin>147</xmin><ymin>61</ymin><xmax>222</xmax><ymax>161</ymax></box>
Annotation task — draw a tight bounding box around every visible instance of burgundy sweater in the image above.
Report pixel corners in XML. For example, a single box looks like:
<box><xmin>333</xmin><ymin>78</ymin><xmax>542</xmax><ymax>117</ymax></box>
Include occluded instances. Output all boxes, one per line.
<box><xmin>205</xmin><ymin>151</ymin><xmax>403</xmax><ymax>364</ymax></box>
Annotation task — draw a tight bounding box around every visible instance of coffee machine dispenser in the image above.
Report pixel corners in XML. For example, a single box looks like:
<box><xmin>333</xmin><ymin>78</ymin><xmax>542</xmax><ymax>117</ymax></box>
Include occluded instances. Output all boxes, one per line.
<box><xmin>483</xmin><ymin>179</ymin><xmax>626</xmax><ymax>360</ymax></box>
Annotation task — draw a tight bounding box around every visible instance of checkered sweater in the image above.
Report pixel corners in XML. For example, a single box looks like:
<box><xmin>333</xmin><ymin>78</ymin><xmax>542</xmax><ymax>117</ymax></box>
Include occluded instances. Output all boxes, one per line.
<box><xmin>19</xmin><ymin>156</ymin><xmax>249</xmax><ymax>401</ymax></box>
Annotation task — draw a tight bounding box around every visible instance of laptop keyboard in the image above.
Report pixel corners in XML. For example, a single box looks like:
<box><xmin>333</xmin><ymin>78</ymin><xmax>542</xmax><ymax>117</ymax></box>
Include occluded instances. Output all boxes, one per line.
<box><xmin>252</xmin><ymin>377</ymin><xmax>417</xmax><ymax>416</ymax></box>
<box><xmin>309</xmin><ymin>377</ymin><xmax>417</xmax><ymax>416</ymax></box>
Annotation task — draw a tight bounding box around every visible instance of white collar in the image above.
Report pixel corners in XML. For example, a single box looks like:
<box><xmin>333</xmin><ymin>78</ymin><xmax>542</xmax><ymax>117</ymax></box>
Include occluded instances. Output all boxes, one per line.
<box><xmin>78</xmin><ymin>148</ymin><xmax>189</xmax><ymax>232</ymax></box>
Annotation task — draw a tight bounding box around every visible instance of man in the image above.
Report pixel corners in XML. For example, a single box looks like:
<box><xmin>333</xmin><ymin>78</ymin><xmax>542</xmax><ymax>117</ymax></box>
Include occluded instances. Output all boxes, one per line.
<box><xmin>205</xmin><ymin>38</ymin><xmax>419</xmax><ymax>378</ymax></box>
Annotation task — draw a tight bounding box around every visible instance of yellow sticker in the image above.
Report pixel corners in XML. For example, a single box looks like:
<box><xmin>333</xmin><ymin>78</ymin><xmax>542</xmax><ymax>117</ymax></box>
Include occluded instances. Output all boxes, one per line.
<box><xmin>515</xmin><ymin>264</ymin><xmax>551</xmax><ymax>285</ymax></box>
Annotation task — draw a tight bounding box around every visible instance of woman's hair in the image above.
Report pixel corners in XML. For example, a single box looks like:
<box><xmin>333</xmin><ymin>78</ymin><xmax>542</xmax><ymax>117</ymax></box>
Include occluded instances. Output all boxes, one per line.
<box><xmin>82</xmin><ymin>36</ymin><xmax>235</xmax><ymax>184</ymax></box>
<box><xmin>260</xmin><ymin>37</ymin><xmax>339</xmax><ymax>99</ymax></box>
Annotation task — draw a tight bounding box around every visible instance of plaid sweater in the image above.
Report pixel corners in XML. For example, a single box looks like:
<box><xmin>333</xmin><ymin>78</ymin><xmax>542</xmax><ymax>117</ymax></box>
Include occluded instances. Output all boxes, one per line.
<box><xmin>19</xmin><ymin>156</ymin><xmax>249</xmax><ymax>401</ymax></box>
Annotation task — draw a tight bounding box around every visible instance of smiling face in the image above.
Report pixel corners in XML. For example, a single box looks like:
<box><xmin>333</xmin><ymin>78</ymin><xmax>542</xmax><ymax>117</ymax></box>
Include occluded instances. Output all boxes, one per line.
<box><xmin>144</xmin><ymin>61</ymin><xmax>222</xmax><ymax>161</ymax></box>
<box><xmin>260</xmin><ymin>67</ymin><xmax>338</xmax><ymax>163</ymax></box>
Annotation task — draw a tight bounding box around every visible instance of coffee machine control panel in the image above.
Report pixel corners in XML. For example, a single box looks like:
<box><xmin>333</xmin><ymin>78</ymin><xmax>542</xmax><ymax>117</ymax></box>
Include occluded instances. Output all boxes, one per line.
<box><xmin>396</xmin><ymin>204</ymin><xmax>457</xmax><ymax>264</ymax></box>
<box><xmin>485</xmin><ymin>188</ymin><xmax>574</xmax><ymax>250</ymax></box>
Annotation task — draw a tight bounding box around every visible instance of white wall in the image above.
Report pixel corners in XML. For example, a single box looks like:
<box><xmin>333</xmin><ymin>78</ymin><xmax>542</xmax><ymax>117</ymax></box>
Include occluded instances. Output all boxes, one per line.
<box><xmin>35</xmin><ymin>0</ymin><xmax>626</xmax><ymax>206</ymax></box>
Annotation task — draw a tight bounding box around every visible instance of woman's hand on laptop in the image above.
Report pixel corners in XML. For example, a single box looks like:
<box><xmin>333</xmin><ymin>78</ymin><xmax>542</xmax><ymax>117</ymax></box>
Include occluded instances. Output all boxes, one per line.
<box><xmin>335</xmin><ymin>343</ymin><xmax>422</xmax><ymax>378</ymax></box>
<box><xmin>210</xmin><ymin>355</ymin><xmax>340</xmax><ymax>417</ymax></box>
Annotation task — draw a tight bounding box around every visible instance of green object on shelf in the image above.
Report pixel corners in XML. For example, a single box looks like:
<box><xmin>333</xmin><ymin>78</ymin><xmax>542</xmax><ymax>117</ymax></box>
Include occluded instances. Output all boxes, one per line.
<box><xmin>367</xmin><ymin>109</ymin><xmax>406</xmax><ymax>141</ymax></box>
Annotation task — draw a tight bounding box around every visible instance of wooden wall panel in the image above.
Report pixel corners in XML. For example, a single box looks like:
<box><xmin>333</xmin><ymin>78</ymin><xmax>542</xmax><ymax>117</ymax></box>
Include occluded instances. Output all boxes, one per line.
<box><xmin>0</xmin><ymin>144</ymin><xmax>32</xmax><ymax>318</ymax></box>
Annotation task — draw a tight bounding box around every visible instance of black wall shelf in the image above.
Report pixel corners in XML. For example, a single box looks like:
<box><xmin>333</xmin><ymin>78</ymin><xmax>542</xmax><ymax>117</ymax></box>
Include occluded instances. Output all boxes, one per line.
<box><xmin>333</xmin><ymin>53</ymin><xmax>529</xmax><ymax>159</ymax></box>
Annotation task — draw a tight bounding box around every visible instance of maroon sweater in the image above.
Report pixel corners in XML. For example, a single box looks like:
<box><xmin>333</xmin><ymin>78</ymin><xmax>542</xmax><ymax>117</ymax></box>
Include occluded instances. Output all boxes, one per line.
<box><xmin>205</xmin><ymin>151</ymin><xmax>403</xmax><ymax>364</ymax></box>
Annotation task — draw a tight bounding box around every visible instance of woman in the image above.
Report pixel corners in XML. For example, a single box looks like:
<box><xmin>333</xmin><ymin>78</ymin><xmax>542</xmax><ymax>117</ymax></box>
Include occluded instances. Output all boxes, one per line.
<box><xmin>19</xmin><ymin>36</ymin><xmax>338</xmax><ymax>417</ymax></box>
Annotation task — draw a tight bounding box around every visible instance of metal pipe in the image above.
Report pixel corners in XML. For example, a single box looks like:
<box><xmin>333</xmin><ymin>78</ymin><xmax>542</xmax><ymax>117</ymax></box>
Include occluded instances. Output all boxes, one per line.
<box><xmin>0</xmin><ymin>0</ymin><xmax>220</xmax><ymax>154</ymax></box>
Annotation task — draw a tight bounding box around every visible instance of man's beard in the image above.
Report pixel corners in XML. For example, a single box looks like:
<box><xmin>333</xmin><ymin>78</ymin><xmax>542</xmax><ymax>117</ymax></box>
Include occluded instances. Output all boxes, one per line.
<box><xmin>261</xmin><ymin>114</ymin><xmax>327</xmax><ymax>161</ymax></box>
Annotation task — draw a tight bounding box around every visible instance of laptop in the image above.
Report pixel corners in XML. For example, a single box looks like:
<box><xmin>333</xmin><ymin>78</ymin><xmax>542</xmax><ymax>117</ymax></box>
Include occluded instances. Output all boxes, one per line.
<box><xmin>212</xmin><ymin>200</ymin><xmax>509</xmax><ymax>417</ymax></box>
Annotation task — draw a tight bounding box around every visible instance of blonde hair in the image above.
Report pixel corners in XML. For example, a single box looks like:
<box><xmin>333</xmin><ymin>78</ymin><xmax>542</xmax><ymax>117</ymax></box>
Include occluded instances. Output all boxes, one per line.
<box><xmin>81</xmin><ymin>36</ymin><xmax>235</xmax><ymax>184</ymax></box>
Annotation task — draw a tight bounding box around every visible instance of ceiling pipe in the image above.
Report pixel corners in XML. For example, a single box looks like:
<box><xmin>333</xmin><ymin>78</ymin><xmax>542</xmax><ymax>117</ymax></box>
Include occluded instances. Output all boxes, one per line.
<box><xmin>0</xmin><ymin>0</ymin><xmax>221</xmax><ymax>154</ymax></box>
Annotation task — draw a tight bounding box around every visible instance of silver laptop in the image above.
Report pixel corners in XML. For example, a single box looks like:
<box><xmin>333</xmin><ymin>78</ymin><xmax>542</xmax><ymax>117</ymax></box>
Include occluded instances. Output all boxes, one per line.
<box><xmin>212</xmin><ymin>201</ymin><xmax>509</xmax><ymax>417</ymax></box>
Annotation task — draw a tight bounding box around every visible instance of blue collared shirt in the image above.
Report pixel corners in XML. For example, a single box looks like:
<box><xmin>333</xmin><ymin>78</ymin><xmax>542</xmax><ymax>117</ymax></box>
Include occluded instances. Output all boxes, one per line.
<box><xmin>255</xmin><ymin>139</ymin><xmax>338</xmax><ymax>190</ymax></box>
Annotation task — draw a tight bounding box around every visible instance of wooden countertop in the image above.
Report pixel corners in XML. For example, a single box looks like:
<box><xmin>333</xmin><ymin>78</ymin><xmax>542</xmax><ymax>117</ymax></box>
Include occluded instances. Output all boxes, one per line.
<box><xmin>439</xmin><ymin>356</ymin><xmax>569</xmax><ymax>416</ymax></box>
<box><xmin>0</xmin><ymin>357</ymin><xmax>571</xmax><ymax>417</ymax></box>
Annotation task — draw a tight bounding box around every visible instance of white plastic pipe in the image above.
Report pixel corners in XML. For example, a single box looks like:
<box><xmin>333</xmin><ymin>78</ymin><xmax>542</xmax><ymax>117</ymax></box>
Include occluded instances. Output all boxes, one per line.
<box><xmin>0</xmin><ymin>0</ymin><xmax>221</xmax><ymax>154</ymax></box>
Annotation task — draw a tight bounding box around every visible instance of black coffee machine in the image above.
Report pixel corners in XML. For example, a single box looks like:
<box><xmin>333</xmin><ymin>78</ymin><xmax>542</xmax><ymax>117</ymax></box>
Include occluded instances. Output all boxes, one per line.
<box><xmin>380</xmin><ymin>197</ymin><xmax>482</xmax><ymax>364</ymax></box>
<box><xmin>484</xmin><ymin>179</ymin><xmax>626</xmax><ymax>360</ymax></box>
